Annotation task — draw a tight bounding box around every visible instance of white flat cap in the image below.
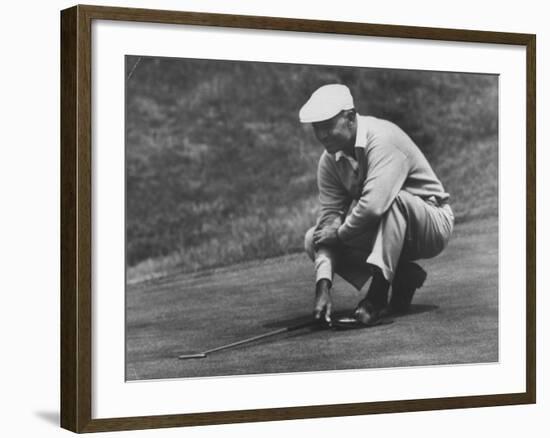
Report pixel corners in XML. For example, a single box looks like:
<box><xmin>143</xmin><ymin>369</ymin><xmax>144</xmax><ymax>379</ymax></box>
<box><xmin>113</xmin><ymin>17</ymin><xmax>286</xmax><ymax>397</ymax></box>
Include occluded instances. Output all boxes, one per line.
<box><xmin>299</xmin><ymin>84</ymin><xmax>354</xmax><ymax>123</ymax></box>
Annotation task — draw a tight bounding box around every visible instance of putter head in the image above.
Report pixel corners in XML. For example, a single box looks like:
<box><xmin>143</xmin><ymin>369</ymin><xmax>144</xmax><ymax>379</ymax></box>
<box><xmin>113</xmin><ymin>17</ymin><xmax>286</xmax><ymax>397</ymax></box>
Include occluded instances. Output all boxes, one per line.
<box><xmin>178</xmin><ymin>352</ymin><xmax>207</xmax><ymax>360</ymax></box>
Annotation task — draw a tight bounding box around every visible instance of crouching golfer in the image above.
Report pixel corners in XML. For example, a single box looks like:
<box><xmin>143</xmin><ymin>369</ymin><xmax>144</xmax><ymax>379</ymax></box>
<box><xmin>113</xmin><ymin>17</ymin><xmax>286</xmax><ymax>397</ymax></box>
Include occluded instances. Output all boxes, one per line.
<box><xmin>301</xmin><ymin>84</ymin><xmax>454</xmax><ymax>326</ymax></box>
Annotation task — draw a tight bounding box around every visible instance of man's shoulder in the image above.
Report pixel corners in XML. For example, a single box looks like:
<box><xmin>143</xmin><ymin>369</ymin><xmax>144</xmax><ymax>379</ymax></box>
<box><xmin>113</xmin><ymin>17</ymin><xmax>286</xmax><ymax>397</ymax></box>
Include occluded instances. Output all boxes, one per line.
<box><xmin>362</xmin><ymin>115</ymin><xmax>401</xmax><ymax>134</ymax></box>
<box><xmin>361</xmin><ymin>116</ymin><xmax>413</xmax><ymax>154</ymax></box>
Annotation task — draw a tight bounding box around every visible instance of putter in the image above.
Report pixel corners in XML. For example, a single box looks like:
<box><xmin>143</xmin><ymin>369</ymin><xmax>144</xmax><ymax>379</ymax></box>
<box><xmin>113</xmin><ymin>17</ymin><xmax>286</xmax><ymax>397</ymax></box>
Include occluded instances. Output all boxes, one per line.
<box><xmin>178</xmin><ymin>319</ymin><xmax>322</xmax><ymax>360</ymax></box>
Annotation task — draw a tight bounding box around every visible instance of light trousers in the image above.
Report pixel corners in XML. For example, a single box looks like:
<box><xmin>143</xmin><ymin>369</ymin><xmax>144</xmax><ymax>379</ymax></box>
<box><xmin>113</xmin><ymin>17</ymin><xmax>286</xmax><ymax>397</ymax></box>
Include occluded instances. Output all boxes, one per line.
<box><xmin>304</xmin><ymin>190</ymin><xmax>454</xmax><ymax>290</ymax></box>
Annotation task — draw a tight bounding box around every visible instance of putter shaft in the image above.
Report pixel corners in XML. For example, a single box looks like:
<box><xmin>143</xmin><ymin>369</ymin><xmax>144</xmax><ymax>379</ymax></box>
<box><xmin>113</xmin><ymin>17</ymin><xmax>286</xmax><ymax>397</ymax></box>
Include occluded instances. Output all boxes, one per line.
<box><xmin>178</xmin><ymin>319</ymin><xmax>317</xmax><ymax>360</ymax></box>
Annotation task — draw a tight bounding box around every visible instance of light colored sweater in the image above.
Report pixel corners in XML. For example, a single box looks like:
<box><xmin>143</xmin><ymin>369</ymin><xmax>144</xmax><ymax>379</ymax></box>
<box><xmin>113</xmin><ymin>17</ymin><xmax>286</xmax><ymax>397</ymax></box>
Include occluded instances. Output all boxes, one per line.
<box><xmin>317</xmin><ymin>115</ymin><xmax>449</xmax><ymax>241</ymax></box>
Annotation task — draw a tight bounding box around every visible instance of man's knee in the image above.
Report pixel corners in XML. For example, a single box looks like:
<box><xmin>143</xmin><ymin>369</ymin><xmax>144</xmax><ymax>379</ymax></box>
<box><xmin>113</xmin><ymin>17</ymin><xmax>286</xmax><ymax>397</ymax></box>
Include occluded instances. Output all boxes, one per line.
<box><xmin>304</xmin><ymin>227</ymin><xmax>316</xmax><ymax>261</ymax></box>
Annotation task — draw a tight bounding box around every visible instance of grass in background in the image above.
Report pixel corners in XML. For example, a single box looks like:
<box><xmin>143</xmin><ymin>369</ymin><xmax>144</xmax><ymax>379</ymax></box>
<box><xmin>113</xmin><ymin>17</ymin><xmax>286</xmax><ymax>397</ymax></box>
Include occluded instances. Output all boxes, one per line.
<box><xmin>125</xmin><ymin>57</ymin><xmax>498</xmax><ymax>283</ymax></box>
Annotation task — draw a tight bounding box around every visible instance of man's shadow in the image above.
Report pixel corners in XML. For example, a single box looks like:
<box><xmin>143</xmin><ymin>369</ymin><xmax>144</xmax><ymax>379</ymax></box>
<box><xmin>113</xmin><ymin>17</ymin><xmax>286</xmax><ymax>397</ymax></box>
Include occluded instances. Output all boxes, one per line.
<box><xmin>262</xmin><ymin>303</ymin><xmax>439</xmax><ymax>330</ymax></box>
<box><xmin>399</xmin><ymin>303</ymin><xmax>439</xmax><ymax>316</ymax></box>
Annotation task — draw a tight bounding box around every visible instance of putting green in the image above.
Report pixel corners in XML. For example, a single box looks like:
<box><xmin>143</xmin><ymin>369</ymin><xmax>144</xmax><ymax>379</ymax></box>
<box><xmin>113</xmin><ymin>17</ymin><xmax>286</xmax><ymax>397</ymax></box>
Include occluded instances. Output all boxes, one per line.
<box><xmin>126</xmin><ymin>218</ymin><xmax>498</xmax><ymax>380</ymax></box>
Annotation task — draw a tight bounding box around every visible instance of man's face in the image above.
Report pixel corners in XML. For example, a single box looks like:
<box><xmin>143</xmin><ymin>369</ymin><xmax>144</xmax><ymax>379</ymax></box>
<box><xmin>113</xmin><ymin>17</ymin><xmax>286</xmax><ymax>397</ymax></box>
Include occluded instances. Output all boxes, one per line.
<box><xmin>312</xmin><ymin>112</ymin><xmax>355</xmax><ymax>155</ymax></box>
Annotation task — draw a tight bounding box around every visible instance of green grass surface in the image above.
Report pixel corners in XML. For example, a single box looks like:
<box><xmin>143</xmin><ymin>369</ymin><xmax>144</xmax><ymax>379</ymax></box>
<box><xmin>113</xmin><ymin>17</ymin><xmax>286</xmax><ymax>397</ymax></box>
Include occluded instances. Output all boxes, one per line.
<box><xmin>126</xmin><ymin>217</ymin><xmax>498</xmax><ymax>380</ymax></box>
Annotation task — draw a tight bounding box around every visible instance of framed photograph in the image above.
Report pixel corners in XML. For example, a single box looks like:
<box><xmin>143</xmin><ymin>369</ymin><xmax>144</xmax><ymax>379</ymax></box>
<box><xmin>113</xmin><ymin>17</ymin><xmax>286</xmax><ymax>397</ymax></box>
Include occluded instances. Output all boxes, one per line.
<box><xmin>60</xmin><ymin>4</ymin><xmax>536</xmax><ymax>433</ymax></box>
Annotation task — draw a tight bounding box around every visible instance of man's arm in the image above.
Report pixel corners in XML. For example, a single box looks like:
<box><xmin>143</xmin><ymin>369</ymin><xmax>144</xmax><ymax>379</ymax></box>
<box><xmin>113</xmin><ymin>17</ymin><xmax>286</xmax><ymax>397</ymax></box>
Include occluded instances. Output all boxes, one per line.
<box><xmin>337</xmin><ymin>143</ymin><xmax>409</xmax><ymax>241</ymax></box>
<box><xmin>316</xmin><ymin>153</ymin><xmax>350</xmax><ymax>232</ymax></box>
<box><xmin>311</xmin><ymin>154</ymin><xmax>349</xmax><ymax>325</ymax></box>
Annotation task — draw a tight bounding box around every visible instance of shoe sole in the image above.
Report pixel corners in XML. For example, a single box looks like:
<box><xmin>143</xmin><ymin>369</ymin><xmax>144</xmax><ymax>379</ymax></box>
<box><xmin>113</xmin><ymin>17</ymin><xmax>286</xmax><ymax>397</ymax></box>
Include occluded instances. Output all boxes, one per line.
<box><xmin>332</xmin><ymin>316</ymin><xmax>392</xmax><ymax>330</ymax></box>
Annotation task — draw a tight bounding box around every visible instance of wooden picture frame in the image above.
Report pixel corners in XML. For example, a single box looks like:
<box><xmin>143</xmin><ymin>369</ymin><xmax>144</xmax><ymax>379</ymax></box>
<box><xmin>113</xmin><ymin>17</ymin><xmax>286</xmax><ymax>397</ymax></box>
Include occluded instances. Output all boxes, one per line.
<box><xmin>61</xmin><ymin>4</ymin><xmax>536</xmax><ymax>433</ymax></box>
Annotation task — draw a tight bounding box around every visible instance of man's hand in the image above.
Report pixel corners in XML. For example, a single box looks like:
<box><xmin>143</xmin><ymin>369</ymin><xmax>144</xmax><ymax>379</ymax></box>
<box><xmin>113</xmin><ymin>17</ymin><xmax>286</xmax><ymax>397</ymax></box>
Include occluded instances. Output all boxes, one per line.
<box><xmin>314</xmin><ymin>279</ymin><xmax>333</xmax><ymax>325</ymax></box>
<box><xmin>313</xmin><ymin>226</ymin><xmax>339</xmax><ymax>248</ymax></box>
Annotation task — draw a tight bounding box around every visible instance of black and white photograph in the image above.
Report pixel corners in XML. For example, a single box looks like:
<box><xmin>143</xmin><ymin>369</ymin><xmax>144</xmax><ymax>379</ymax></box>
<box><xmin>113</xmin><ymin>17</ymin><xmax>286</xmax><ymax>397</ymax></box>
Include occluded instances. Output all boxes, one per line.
<box><xmin>125</xmin><ymin>56</ymin><xmax>498</xmax><ymax>381</ymax></box>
